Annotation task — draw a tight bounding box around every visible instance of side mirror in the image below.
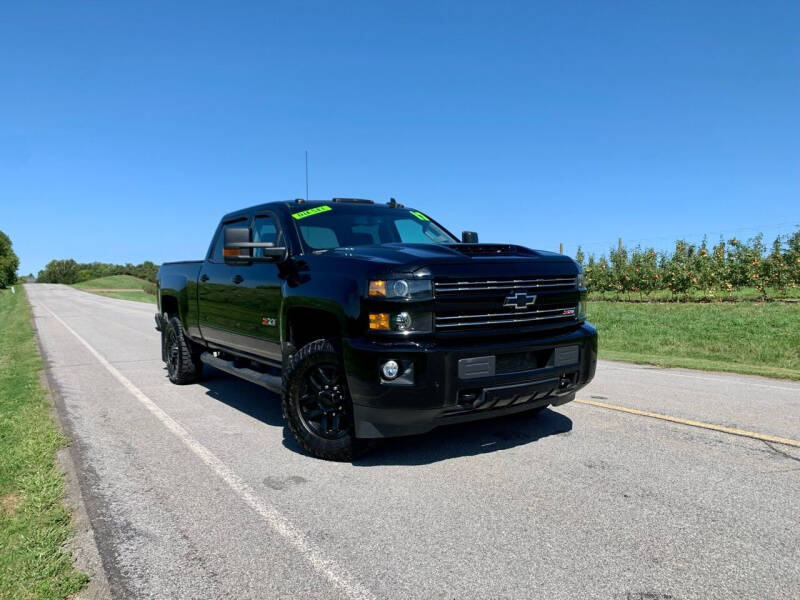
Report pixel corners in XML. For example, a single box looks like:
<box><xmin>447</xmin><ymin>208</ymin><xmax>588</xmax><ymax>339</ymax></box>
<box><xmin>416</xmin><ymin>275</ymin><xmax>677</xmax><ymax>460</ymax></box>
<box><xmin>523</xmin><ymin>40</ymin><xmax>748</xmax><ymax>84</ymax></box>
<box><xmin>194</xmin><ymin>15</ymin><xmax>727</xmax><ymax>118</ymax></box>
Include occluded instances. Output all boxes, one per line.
<box><xmin>461</xmin><ymin>231</ymin><xmax>479</xmax><ymax>244</ymax></box>
<box><xmin>223</xmin><ymin>227</ymin><xmax>251</xmax><ymax>259</ymax></box>
<box><xmin>224</xmin><ymin>227</ymin><xmax>287</xmax><ymax>263</ymax></box>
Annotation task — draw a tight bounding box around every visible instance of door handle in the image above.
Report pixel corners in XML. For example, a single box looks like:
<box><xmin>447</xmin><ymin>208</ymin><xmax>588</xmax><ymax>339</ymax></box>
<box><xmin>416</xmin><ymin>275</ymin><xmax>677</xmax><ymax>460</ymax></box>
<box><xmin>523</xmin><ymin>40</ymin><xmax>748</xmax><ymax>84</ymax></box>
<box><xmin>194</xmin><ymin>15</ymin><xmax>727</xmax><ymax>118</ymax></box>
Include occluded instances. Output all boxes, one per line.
<box><xmin>232</xmin><ymin>274</ymin><xmax>244</xmax><ymax>284</ymax></box>
<box><xmin>200</xmin><ymin>274</ymin><xmax>210</xmax><ymax>282</ymax></box>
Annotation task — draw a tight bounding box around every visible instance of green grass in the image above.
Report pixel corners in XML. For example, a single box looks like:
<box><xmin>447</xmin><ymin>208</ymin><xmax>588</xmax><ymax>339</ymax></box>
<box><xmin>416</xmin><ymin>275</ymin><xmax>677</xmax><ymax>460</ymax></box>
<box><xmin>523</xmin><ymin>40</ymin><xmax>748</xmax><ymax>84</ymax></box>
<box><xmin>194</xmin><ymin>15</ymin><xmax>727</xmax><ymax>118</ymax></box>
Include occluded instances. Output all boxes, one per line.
<box><xmin>589</xmin><ymin>300</ymin><xmax>800</xmax><ymax>380</ymax></box>
<box><xmin>588</xmin><ymin>286</ymin><xmax>800</xmax><ymax>302</ymax></box>
<box><xmin>72</xmin><ymin>274</ymin><xmax>150</xmax><ymax>290</ymax></box>
<box><xmin>94</xmin><ymin>290</ymin><xmax>157</xmax><ymax>303</ymax></box>
<box><xmin>72</xmin><ymin>275</ymin><xmax>156</xmax><ymax>304</ymax></box>
<box><xmin>0</xmin><ymin>288</ymin><xmax>87</xmax><ymax>599</ymax></box>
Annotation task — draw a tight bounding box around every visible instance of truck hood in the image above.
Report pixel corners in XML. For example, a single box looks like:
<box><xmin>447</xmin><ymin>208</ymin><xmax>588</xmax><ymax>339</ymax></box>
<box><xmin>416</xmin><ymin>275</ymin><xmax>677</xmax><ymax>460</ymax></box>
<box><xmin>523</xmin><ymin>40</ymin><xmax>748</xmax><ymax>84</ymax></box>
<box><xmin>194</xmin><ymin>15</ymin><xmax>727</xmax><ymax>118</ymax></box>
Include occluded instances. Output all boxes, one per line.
<box><xmin>321</xmin><ymin>243</ymin><xmax>578</xmax><ymax>275</ymax></box>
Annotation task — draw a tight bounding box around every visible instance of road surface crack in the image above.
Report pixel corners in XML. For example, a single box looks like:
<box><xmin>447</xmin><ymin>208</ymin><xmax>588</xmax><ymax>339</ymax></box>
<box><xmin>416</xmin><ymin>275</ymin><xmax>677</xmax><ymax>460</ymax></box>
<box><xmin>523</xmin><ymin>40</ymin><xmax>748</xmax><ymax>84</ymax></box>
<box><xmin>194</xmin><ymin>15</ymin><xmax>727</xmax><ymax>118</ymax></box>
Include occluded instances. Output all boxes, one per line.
<box><xmin>762</xmin><ymin>440</ymin><xmax>800</xmax><ymax>464</ymax></box>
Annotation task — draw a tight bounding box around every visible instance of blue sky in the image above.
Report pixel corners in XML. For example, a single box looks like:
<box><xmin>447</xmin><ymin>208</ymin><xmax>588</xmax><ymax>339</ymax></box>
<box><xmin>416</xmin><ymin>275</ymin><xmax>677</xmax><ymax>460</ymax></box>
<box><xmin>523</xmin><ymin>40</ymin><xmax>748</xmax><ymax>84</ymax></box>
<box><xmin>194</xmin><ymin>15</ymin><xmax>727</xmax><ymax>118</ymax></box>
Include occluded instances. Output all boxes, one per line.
<box><xmin>2</xmin><ymin>1</ymin><xmax>798</xmax><ymax>276</ymax></box>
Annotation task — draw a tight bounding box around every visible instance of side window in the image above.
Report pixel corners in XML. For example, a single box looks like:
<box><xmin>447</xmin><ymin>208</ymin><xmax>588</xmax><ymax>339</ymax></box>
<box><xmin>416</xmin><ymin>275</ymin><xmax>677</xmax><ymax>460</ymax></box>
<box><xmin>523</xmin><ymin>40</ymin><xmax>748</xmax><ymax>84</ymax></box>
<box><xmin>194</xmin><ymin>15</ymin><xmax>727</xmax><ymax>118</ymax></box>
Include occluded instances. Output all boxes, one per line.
<box><xmin>252</xmin><ymin>215</ymin><xmax>283</xmax><ymax>257</ymax></box>
<box><xmin>212</xmin><ymin>219</ymin><xmax>248</xmax><ymax>262</ymax></box>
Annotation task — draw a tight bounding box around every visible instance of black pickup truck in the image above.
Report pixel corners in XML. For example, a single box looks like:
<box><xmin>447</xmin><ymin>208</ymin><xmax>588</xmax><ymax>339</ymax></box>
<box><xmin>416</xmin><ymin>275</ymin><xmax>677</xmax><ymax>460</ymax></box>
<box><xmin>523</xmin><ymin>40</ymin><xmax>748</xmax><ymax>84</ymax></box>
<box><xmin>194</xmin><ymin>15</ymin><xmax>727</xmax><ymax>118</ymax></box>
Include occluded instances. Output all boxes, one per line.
<box><xmin>156</xmin><ymin>198</ymin><xmax>597</xmax><ymax>460</ymax></box>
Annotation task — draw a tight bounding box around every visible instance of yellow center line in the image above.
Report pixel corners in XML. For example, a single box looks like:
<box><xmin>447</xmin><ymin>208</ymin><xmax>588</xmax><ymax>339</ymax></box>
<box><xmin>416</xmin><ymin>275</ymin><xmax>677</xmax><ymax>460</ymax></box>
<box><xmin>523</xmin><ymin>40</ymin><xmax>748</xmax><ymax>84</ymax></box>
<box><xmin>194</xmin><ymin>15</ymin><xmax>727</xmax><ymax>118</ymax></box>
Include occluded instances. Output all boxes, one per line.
<box><xmin>574</xmin><ymin>398</ymin><xmax>800</xmax><ymax>448</ymax></box>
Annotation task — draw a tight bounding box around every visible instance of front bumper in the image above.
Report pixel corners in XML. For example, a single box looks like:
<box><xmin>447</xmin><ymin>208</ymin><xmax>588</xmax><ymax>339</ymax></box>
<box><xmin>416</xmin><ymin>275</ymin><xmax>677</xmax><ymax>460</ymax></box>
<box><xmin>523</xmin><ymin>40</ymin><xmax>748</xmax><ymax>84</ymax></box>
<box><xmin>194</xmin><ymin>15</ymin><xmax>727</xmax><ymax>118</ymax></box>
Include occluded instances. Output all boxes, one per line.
<box><xmin>343</xmin><ymin>323</ymin><xmax>597</xmax><ymax>438</ymax></box>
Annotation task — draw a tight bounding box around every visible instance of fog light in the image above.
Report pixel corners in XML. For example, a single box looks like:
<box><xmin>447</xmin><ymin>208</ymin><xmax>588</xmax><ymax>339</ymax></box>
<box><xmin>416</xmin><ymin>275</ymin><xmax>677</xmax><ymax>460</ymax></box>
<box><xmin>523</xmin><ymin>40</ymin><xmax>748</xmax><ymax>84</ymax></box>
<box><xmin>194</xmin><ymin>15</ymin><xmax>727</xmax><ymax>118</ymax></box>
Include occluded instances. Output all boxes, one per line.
<box><xmin>381</xmin><ymin>360</ymin><xmax>400</xmax><ymax>380</ymax></box>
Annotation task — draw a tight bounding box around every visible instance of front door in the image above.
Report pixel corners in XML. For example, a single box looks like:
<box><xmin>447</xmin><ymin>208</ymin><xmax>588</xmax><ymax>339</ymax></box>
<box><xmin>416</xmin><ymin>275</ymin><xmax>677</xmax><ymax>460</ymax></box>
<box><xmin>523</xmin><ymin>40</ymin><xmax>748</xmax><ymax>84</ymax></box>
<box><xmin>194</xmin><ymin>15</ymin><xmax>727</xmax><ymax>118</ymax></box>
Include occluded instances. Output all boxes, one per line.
<box><xmin>197</xmin><ymin>217</ymin><xmax>250</xmax><ymax>349</ymax></box>
<box><xmin>198</xmin><ymin>214</ymin><xmax>285</xmax><ymax>361</ymax></box>
<box><xmin>229</xmin><ymin>213</ymin><xmax>284</xmax><ymax>362</ymax></box>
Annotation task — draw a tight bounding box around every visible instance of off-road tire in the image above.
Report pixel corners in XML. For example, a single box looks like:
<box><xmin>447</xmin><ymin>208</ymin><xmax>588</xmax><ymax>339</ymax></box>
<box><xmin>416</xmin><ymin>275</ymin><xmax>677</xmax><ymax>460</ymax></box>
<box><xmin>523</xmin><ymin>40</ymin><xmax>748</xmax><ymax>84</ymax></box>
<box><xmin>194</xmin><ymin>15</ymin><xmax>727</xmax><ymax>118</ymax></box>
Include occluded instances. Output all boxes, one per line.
<box><xmin>282</xmin><ymin>339</ymin><xmax>373</xmax><ymax>461</ymax></box>
<box><xmin>164</xmin><ymin>316</ymin><xmax>203</xmax><ymax>384</ymax></box>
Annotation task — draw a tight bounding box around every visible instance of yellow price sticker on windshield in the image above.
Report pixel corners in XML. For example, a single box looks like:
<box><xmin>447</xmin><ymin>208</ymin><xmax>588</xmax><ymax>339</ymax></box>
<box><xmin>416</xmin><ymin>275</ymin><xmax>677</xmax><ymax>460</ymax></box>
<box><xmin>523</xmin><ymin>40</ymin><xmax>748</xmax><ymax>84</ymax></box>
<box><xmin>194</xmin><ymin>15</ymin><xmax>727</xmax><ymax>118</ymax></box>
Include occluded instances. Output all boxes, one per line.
<box><xmin>292</xmin><ymin>205</ymin><xmax>332</xmax><ymax>220</ymax></box>
<box><xmin>409</xmin><ymin>210</ymin><xmax>430</xmax><ymax>221</ymax></box>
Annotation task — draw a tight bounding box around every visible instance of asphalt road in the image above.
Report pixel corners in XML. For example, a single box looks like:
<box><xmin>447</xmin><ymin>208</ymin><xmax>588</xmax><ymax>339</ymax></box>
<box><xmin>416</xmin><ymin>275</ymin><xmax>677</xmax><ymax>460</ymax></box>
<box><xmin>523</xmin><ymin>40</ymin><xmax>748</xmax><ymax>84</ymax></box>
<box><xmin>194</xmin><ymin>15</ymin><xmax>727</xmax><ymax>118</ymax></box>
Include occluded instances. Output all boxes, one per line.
<box><xmin>27</xmin><ymin>284</ymin><xmax>800</xmax><ymax>600</ymax></box>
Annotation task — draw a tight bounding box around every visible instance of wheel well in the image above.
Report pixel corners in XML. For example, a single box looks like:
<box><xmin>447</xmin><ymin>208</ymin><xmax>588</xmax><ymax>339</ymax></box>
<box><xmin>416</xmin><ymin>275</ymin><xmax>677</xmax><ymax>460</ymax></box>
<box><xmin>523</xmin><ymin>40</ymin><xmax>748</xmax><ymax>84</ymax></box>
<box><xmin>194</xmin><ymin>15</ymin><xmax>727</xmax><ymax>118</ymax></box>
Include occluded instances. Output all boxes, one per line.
<box><xmin>287</xmin><ymin>308</ymin><xmax>341</xmax><ymax>350</ymax></box>
<box><xmin>161</xmin><ymin>295</ymin><xmax>179</xmax><ymax>317</ymax></box>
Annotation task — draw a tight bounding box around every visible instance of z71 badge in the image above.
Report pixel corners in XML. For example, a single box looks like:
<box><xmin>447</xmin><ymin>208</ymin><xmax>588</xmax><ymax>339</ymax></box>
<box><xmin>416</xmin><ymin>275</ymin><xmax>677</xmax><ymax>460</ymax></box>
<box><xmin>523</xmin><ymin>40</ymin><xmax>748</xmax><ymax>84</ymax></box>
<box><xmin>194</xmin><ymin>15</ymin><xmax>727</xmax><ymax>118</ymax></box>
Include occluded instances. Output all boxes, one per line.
<box><xmin>261</xmin><ymin>317</ymin><xmax>276</xmax><ymax>327</ymax></box>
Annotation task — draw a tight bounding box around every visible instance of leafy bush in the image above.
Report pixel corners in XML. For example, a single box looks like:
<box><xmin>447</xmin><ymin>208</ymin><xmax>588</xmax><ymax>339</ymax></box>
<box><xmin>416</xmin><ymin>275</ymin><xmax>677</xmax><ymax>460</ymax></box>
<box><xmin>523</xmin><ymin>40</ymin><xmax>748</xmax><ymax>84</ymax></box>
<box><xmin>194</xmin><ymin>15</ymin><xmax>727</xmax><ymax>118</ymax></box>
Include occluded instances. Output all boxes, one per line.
<box><xmin>576</xmin><ymin>228</ymin><xmax>800</xmax><ymax>300</ymax></box>
<box><xmin>37</xmin><ymin>259</ymin><xmax>80</xmax><ymax>284</ymax></box>
<box><xmin>0</xmin><ymin>230</ymin><xmax>19</xmax><ymax>288</ymax></box>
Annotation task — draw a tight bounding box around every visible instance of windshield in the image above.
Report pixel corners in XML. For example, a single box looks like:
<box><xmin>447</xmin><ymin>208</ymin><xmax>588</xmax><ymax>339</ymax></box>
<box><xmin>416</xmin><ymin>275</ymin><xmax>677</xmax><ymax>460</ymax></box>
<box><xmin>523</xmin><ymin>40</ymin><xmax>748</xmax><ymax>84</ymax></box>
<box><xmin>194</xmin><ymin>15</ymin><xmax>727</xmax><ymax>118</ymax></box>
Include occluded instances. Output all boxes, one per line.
<box><xmin>292</xmin><ymin>205</ymin><xmax>458</xmax><ymax>251</ymax></box>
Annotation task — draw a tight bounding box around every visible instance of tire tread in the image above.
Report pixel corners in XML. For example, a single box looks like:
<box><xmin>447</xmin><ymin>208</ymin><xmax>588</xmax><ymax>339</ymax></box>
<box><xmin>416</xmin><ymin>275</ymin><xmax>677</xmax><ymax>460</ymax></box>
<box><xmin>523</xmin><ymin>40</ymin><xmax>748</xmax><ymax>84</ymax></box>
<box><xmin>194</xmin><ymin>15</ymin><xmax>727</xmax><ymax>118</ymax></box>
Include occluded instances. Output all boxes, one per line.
<box><xmin>281</xmin><ymin>339</ymin><xmax>373</xmax><ymax>461</ymax></box>
<box><xmin>165</xmin><ymin>316</ymin><xmax>203</xmax><ymax>385</ymax></box>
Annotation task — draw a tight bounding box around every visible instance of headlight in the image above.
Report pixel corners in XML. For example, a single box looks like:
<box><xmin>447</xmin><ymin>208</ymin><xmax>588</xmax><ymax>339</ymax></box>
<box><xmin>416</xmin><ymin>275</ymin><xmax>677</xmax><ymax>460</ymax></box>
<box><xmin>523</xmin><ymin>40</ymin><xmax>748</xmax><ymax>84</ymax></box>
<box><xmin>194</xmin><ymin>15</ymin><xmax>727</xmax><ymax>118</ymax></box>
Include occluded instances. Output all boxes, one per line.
<box><xmin>393</xmin><ymin>312</ymin><xmax>412</xmax><ymax>331</ymax></box>
<box><xmin>577</xmin><ymin>299</ymin><xmax>587</xmax><ymax>318</ymax></box>
<box><xmin>368</xmin><ymin>311</ymin><xmax>433</xmax><ymax>332</ymax></box>
<box><xmin>368</xmin><ymin>279</ymin><xmax>432</xmax><ymax>300</ymax></box>
<box><xmin>576</xmin><ymin>273</ymin><xmax>586</xmax><ymax>289</ymax></box>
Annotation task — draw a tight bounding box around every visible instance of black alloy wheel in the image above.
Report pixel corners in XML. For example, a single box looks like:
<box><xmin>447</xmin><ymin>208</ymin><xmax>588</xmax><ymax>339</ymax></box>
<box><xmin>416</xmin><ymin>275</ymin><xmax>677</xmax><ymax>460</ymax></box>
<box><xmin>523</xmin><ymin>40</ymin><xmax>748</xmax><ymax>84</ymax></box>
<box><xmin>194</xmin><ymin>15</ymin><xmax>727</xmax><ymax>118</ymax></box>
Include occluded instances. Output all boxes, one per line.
<box><xmin>282</xmin><ymin>339</ymin><xmax>374</xmax><ymax>461</ymax></box>
<box><xmin>163</xmin><ymin>315</ymin><xmax>203</xmax><ymax>384</ymax></box>
<box><xmin>298</xmin><ymin>362</ymin><xmax>351</xmax><ymax>440</ymax></box>
<box><xmin>166</xmin><ymin>326</ymin><xmax>180</xmax><ymax>379</ymax></box>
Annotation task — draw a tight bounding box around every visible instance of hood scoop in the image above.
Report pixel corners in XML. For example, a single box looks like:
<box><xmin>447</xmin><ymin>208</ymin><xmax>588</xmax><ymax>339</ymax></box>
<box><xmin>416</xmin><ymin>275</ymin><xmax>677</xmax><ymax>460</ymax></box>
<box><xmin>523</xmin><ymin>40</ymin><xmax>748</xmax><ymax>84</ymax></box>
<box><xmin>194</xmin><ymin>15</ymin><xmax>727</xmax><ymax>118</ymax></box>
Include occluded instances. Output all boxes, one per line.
<box><xmin>448</xmin><ymin>244</ymin><xmax>537</xmax><ymax>257</ymax></box>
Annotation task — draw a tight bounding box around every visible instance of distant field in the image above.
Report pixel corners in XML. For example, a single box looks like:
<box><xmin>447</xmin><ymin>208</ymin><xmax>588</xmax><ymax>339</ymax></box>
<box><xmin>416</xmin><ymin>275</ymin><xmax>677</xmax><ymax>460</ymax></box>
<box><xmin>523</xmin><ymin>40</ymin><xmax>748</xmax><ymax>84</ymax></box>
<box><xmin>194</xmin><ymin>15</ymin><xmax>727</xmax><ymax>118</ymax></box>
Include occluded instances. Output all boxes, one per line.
<box><xmin>588</xmin><ymin>286</ymin><xmax>800</xmax><ymax>302</ymax></box>
<box><xmin>589</xmin><ymin>300</ymin><xmax>800</xmax><ymax>380</ymax></box>
<box><xmin>73</xmin><ymin>274</ymin><xmax>151</xmax><ymax>290</ymax></box>
<box><xmin>73</xmin><ymin>275</ymin><xmax>156</xmax><ymax>303</ymax></box>
<box><xmin>94</xmin><ymin>290</ymin><xmax>157</xmax><ymax>303</ymax></box>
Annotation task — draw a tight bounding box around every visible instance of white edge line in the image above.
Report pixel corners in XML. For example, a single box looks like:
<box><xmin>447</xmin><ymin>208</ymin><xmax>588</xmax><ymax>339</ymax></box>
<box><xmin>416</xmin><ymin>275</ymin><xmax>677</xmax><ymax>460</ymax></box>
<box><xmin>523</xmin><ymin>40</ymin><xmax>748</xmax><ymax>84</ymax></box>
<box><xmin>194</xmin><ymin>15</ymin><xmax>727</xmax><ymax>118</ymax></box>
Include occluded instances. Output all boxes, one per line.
<box><xmin>37</xmin><ymin>300</ymin><xmax>375</xmax><ymax>600</ymax></box>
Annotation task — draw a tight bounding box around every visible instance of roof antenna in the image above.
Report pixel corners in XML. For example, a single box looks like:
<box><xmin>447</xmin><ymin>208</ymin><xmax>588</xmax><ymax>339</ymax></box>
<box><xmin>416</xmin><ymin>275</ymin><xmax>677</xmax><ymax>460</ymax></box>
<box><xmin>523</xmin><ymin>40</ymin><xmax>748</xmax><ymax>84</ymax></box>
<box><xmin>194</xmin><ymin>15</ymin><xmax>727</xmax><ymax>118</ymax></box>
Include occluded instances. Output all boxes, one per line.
<box><xmin>305</xmin><ymin>150</ymin><xmax>309</xmax><ymax>201</ymax></box>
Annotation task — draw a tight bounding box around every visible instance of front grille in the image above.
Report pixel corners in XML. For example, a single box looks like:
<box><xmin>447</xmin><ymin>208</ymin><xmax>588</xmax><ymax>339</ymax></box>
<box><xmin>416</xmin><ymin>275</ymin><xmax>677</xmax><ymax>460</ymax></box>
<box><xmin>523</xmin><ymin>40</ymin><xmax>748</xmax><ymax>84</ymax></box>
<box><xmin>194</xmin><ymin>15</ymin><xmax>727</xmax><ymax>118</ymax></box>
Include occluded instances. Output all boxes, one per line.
<box><xmin>434</xmin><ymin>276</ymin><xmax>577</xmax><ymax>295</ymax></box>
<box><xmin>433</xmin><ymin>275</ymin><xmax>578</xmax><ymax>334</ymax></box>
<box><xmin>435</xmin><ymin>307</ymin><xmax>576</xmax><ymax>330</ymax></box>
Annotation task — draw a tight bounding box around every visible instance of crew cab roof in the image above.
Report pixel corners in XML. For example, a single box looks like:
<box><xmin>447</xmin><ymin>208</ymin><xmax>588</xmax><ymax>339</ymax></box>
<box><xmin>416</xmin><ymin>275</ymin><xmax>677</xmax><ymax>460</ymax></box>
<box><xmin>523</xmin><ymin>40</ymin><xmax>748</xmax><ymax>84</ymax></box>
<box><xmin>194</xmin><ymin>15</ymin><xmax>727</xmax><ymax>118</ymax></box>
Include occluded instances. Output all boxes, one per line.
<box><xmin>219</xmin><ymin>199</ymin><xmax>413</xmax><ymax>222</ymax></box>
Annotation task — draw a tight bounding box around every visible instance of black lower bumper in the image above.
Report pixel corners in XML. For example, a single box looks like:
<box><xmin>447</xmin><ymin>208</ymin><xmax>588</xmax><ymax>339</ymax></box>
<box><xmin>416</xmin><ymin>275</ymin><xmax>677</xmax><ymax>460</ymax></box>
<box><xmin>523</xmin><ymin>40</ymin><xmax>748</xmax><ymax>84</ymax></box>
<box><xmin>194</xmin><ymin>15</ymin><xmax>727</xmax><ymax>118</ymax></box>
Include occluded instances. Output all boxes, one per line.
<box><xmin>343</xmin><ymin>323</ymin><xmax>597</xmax><ymax>438</ymax></box>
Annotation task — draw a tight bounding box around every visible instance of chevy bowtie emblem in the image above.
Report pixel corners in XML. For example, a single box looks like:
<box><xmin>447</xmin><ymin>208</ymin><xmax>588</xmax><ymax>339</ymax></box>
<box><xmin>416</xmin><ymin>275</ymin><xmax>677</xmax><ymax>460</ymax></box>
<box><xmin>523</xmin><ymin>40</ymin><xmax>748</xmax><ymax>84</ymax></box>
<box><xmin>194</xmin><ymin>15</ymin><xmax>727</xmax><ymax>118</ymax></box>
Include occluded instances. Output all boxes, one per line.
<box><xmin>504</xmin><ymin>291</ymin><xmax>537</xmax><ymax>310</ymax></box>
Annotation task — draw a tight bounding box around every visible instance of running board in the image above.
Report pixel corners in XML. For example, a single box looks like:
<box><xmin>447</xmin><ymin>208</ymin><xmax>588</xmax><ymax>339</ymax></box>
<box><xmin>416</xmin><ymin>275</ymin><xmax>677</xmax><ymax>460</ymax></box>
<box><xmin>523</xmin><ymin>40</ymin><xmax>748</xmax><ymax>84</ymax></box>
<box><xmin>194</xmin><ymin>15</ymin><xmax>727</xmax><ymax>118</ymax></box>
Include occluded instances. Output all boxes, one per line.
<box><xmin>200</xmin><ymin>352</ymin><xmax>282</xmax><ymax>394</ymax></box>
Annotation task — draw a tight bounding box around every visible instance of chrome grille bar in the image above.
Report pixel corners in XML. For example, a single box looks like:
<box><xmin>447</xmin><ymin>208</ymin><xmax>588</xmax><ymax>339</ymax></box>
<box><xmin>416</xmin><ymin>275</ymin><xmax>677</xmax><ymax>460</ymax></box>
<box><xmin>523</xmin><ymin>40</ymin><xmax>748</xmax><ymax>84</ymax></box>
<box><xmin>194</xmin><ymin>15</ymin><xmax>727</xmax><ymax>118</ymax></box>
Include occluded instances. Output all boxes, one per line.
<box><xmin>434</xmin><ymin>277</ymin><xmax>576</xmax><ymax>293</ymax></box>
<box><xmin>436</xmin><ymin>307</ymin><xmax>572</xmax><ymax>321</ymax></box>
<box><xmin>435</xmin><ymin>307</ymin><xmax>576</xmax><ymax>329</ymax></box>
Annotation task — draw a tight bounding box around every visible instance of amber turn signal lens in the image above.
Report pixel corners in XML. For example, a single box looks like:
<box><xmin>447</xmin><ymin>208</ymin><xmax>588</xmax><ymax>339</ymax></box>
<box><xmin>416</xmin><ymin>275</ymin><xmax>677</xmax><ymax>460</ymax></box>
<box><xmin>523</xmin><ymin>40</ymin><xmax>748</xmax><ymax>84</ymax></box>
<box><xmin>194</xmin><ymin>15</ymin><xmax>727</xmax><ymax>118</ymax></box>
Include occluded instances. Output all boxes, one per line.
<box><xmin>368</xmin><ymin>280</ymin><xmax>386</xmax><ymax>296</ymax></box>
<box><xmin>368</xmin><ymin>313</ymin><xmax>390</xmax><ymax>330</ymax></box>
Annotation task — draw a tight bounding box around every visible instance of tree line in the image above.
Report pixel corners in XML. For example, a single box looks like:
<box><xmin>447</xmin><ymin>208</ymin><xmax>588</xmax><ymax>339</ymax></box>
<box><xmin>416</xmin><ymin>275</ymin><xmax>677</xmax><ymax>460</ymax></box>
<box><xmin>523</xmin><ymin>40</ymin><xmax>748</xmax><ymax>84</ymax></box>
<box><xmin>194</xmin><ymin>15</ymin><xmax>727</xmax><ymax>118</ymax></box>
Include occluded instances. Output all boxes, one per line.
<box><xmin>0</xmin><ymin>230</ymin><xmax>20</xmax><ymax>288</ymax></box>
<box><xmin>36</xmin><ymin>259</ymin><xmax>158</xmax><ymax>285</ymax></box>
<box><xmin>576</xmin><ymin>228</ymin><xmax>800</xmax><ymax>300</ymax></box>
